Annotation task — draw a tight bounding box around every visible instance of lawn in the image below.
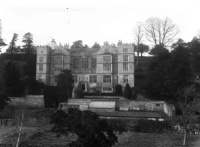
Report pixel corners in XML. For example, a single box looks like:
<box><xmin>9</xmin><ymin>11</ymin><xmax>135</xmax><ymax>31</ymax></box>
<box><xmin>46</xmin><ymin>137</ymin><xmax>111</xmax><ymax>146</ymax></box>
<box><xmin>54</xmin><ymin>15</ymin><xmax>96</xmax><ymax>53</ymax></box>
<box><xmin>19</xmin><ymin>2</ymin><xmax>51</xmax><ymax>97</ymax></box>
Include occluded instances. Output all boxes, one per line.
<box><xmin>115</xmin><ymin>132</ymin><xmax>199</xmax><ymax>147</ymax></box>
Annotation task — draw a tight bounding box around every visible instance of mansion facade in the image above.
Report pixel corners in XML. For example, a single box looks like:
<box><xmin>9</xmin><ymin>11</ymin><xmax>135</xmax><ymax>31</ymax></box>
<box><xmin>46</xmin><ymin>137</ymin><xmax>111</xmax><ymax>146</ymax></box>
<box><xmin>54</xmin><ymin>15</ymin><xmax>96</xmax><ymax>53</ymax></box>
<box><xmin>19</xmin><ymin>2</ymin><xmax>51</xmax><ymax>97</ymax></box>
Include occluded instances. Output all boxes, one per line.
<box><xmin>36</xmin><ymin>40</ymin><xmax>135</xmax><ymax>93</ymax></box>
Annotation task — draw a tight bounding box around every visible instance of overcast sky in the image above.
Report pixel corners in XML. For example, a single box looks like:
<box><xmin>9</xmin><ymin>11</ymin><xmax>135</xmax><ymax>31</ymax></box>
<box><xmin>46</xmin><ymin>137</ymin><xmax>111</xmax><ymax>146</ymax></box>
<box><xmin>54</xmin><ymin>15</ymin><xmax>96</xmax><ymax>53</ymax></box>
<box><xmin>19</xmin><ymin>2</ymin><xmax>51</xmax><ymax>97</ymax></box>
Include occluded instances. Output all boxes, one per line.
<box><xmin>0</xmin><ymin>0</ymin><xmax>200</xmax><ymax>52</ymax></box>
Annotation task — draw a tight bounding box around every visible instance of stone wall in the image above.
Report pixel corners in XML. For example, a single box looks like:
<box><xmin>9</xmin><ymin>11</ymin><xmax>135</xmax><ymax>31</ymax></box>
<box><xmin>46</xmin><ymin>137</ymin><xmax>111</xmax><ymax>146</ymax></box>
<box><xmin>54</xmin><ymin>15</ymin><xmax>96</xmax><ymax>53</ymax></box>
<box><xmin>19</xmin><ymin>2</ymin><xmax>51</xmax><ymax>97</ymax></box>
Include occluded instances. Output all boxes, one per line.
<box><xmin>9</xmin><ymin>95</ymin><xmax>44</xmax><ymax>108</ymax></box>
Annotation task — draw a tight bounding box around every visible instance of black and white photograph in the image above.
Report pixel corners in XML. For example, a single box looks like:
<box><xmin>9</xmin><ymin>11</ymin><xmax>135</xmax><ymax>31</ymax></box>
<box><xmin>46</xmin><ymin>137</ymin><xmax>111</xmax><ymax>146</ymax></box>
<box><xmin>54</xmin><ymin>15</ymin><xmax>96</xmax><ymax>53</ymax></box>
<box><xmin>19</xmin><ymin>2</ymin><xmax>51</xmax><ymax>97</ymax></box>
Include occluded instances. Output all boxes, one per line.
<box><xmin>0</xmin><ymin>0</ymin><xmax>200</xmax><ymax>146</ymax></box>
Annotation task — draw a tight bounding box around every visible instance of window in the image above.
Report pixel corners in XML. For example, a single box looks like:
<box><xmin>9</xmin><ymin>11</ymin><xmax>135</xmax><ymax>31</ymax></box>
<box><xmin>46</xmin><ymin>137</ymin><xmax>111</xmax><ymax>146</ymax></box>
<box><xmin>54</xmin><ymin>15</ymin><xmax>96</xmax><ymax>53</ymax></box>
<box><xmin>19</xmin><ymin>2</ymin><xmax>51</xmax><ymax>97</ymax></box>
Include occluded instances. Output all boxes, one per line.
<box><xmin>103</xmin><ymin>56</ymin><xmax>111</xmax><ymax>63</ymax></box>
<box><xmin>38</xmin><ymin>75</ymin><xmax>42</xmax><ymax>82</ymax></box>
<box><xmin>155</xmin><ymin>104</ymin><xmax>161</xmax><ymax>107</ymax></box>
<box><xmin>123</xmin><ymin>55</ymin><xmax>128</xmax><ymax>62</ymax></box>
<box><xmin>82</xmin><ymin>58</ymin><xmax>88</xmax><ymax>68</ymax></box>
<box><xmin>73</xmin><ymin>58</ymin><xmax>80</xmax><ymax>69</ymax></box>
<box><xmin>55</xmin><ymin>65</ymin><xmax>62</xmax><ymax>72</ymax></box>
<box><xmin>91</xmin><ymin>58</ymin><xmax>96</xmax><ymax>69</ymax></box>
<box><xmin>64</xmin><ymin>56</ymin><xmax>69</xmax><ymax>63</ymax></box>
<box><xmin>89</xmin><ymin>75</ymin><xmax>97</xmax><ymax>83</ymax></box>
<box><xmin>102</xmin><ymin>87</ymin><xmax>112</xmax><ymax>92</ymax></box>
<box><xmin>55</xmin><ymin>57</ymin><xmax>62</xmax><ymax>64</ymax></box>
<box><xmin>123</xmin><ymin>48</ymin><xmax>128</xmax><ymax>53</ymax></box>
<box><xmin>39</xmin><ymin>57</ymin><xmax>44</xmax><ymax>63</ymax></box>
<box><xmin>73</xmin><ymin>75</ymin><xmax>77</xmax><ymax>83</ymax></box>
<box><xmin>123</xmin><ymin>63</ymin><xmax>128</xmax><ymax>71</ymax></box>
<box><xmin>103</xmin><ymin>75</ymin><xmax>111</xmax><ymax>83</ymax></box>
<box><xmin>39</xmin><ymin>64</ymin><xmax>43</xmax><ymax>71</ymax></box>
<box><xmin>103</xmin><ymin>63</ymin><xmax>111</xmax><ymax>71</ymax></box>
<box><xmin>123</xmin><ymin>75</ymin><xmax>128</xmax><ymax>83</ymax></box>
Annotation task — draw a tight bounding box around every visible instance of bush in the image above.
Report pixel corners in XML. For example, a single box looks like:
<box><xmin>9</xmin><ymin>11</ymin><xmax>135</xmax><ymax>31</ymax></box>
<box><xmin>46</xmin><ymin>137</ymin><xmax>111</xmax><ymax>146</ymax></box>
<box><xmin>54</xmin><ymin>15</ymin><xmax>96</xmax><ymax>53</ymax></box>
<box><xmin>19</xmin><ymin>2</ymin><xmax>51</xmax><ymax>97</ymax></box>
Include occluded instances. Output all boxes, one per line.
<box><xmin>123</xmin><ymin>83</ymin><xmax>132</xmax><ymax>99</ymax></box>
<box><xmin>115</xmin><ymin>84</ymin><xmax>122</xmax><ymax>96</ymax></box>
<box><xmin>133</xmin><ymin>119</ymin><xmax>172</xmax><ymax>133</ymax></box>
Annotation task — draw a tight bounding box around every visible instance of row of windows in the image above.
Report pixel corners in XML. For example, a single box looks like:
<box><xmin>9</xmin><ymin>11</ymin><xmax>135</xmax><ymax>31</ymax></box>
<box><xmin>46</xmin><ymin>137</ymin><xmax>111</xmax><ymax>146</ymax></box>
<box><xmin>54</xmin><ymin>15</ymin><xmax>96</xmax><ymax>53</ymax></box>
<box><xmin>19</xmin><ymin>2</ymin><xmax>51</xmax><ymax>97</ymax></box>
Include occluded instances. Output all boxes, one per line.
<box><xmin>73</xmin><ymin>58</ymin><xmax>96</xmax><ymax>69</ymax></box>
<box><xmin>73</xmin><ymin>75</ymin><xmax>129</xmax><ymax>83</ymax></box>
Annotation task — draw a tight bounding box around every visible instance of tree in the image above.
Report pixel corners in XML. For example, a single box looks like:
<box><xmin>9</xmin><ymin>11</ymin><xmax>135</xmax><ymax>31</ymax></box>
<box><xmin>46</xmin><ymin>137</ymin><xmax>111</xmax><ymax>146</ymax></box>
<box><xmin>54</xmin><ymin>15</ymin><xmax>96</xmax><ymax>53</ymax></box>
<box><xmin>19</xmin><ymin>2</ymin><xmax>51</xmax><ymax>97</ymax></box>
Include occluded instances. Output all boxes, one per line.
<box><xmin>71</xmin><ymin>40</ymin><xmax>84</xmax><ymax>49</ymax></box>
<box><xmin>145</xmin><ymin>17</ymin><xmax>179</xmax><ymax>48</ymax></box>
<box><xmin>135</xmin><ymin>43</ymin><xmax>149</xmax><ymax>57</ymax></box>
<box><xmin>21</xmin><ymin>32</ymin><xmax>35</xmax><ymax>54</ymax></box>
<box><xmin>57</xmin><ymin>69</ymin><xmax>74</xmax><ymax>99</ymax></box>
<box><xmin>0</xmin><ymin>94</ymin><xmax>10</xmax><ymax>111</ymax></box>
<box><xmin>0</xmin><ymin>20</ymin><xmax>6</xmax><ymax>53</ymax></box>
<box><xmin>92</xmin><ymin>42</ymin><xmax>101</xmax><ymax>49</ymax></box>
<box><xmin>145</xmin><ymin>45</ymin><xmax>192</xmax><ymax>102</ymax></box>
<box><xmin>133</xmin><ymin>22</ymin><xmax>144</xmax><ymax>63</ymax></box>
<box><xmin>123</xmin><ymin>83</ymin><xmax>132</xmax><ymax>99</ymax></box>
<box><xmin>2</xmin><ymin>61</ymin><xmax>22</xmax><ymax>96</ymax></box>
<box><xmin>51</xmin><ymin>108</ymin><xmax>118</xmax><ymax>147</ymax></box>
<box><xmin>6</xmin><ymin>33</ymin><xmax>19</xmax><ymax>54</ymax></box>
<box><xmin>115</xmin><ymin>84</ymin><xmax>122</xmax><ymax>96</ymax></box>
<box><xmin>175</xmin><ymin>79</ymin><xmax>200</xmax><ymax>145</ymax></box>
<box><xmin>149</xmin><ymin>44</ymin><xmax>169</xmax><ymax>56</ymax></box>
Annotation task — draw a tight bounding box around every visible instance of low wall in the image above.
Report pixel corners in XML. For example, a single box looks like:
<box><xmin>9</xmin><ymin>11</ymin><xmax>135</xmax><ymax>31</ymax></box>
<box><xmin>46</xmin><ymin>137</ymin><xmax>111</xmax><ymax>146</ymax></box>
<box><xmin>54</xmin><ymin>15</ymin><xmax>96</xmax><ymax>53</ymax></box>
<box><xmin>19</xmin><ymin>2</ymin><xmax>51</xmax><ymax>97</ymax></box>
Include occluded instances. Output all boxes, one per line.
<box><xmin>9</xmin><ymin>95</ymin><xmax>44</xmax><ymax>108</ymax></box>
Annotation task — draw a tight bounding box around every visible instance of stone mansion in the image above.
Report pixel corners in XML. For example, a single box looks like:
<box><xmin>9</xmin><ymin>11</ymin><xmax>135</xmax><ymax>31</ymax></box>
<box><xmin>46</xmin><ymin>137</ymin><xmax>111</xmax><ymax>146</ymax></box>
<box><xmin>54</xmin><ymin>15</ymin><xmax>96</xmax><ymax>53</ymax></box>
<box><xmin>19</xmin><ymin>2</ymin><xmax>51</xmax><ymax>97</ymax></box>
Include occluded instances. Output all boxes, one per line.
<box><xmin>36</xmin><ymin>40</ymin><xmax>135</xmax><ymax>93</ymax></box>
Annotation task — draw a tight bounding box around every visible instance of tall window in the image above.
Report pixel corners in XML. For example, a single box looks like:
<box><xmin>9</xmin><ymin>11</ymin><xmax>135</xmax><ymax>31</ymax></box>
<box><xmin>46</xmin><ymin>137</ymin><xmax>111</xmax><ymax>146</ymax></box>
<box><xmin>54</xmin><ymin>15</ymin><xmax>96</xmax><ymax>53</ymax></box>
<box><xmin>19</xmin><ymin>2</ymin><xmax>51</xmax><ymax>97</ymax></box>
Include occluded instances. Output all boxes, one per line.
<box><xmin>73</xmin><ymin>58</ymin><xmax>80</xmax><ymax>69</ymax></box>
<box><xmin>123</xmin><ymin>55</ymin><xmax>128</xmax><ymax>62</ymax></box>
<box><xmin>55</xmin><ymin>57</ymin><xmax>62</xmax><ymax>64</ymax></box>
<box><xmin>123</xmin><ymin>75</ymin><xmax>128</xmax><ymax>83</ymax></box>
<box><xmin>103</xmin><ymin>63</ymin><xmax>111</xmax><ymax>71</ymax></box>
<box><xmin>103</xmin><ymin>56</ymin><xmax>111</xmax><ymax>63</ymax></box>
<box><xmin>103</xmin><ymin>75</ymin><xmax>111</xmax><ymax>83</ymax></box>
<box><xmin>82</xmin><ymin>58</ymin><xmax>88</xmax><ymax>68</ymax></box>
<box><xmin>123</xmin><ymin>63</ymin><xmax>128</xmax><ymax>71</ymax></box>
<box><xmin>91</xmin><ymin>58</ymin><xmax>96</xmax><ymax>69</ymax></box>
<box><xmin>123</xmin><ymin>48</ymin><xmax>128</xmax><ymax>53</ymax></box>
<box><xmin>89</xmin><ymin>75</ymin><xmax>97</xmax><ymax>83</ymax></box>
<box><xmin>39</xmin><ymin>57</ymin><xmax>44</xmax><ymax>63</ymax></box>
<box><xmin>38</xmin><ymin>75</ymin><xmax>42</xmax><ymax>82</ymax></box>
<box><xmin>39</xmin><ymin>64</ymin><xmax>43</xmax><ymax>71</ymax></box>
<box><xmin>55</xmin><ymin>65</ymin><xmax>62</xmax><ymax>72</ymax></box>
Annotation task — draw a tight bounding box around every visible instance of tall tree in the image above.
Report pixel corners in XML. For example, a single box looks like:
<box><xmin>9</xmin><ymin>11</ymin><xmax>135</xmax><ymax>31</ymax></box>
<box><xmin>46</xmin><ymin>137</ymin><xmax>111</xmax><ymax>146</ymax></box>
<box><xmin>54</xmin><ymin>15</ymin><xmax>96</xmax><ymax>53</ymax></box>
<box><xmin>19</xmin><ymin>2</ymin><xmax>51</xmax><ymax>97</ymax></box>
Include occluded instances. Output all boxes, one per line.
<box><xmin>145</xmin><ymin>17</ymin><xmax>179</xmax><ymax>55</ymax></box>
<box><xmin>92</xmin><ymin>42</ymin><xmax>101</xmax><ymax>49</ymax></box>
<box><xmin>6</xmin><ymin>33</ymin><xmax>19</xmax><ymax>54</ymax></box>
<box><xmin>145</xmin><ymin>45</ymin><xmax>192</xmax><ymax>102</ymax></box>
<box><xmin>133</xmin><ymin>22</ymin><xmax>144</xmax><ymax>63</ymax></box>
<box><xmin>21</xmin><ymin>32</ymin><xmax>35</xmax><ymax>54</ymax></box>
<box><xmin>0</xmin><ymin>19</ymin><xmax>6</xmax><ymax>53</ymax></box>
<box><xmin>57</xmin><ymin>69</ymin><xmax>74</xmax><ymax>99</ymax></box>
<box><xmin>149</xmin><ymin>44</ymin><xmax>169</xmax><ymax>56</ymax></box>
<box><xmin>135</xmin><ymin>43</ymin><xmax>149</xmax><ymax>57</ymax></box>
<box><xmin>51</xmin><ymin>108</ymin><xmax>118</xmax><ymax>147</ymax></box>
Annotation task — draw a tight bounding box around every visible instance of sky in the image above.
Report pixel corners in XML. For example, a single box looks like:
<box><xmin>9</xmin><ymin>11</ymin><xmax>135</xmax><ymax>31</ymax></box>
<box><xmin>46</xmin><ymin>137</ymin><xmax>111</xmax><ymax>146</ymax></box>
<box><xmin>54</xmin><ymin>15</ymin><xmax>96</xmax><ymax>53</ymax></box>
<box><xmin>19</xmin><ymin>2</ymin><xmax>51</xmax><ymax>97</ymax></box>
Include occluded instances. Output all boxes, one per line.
<box><xmin>0</xmin><ymin>0</ymin><xmax>200</xmax><ymax>52</ymax></box>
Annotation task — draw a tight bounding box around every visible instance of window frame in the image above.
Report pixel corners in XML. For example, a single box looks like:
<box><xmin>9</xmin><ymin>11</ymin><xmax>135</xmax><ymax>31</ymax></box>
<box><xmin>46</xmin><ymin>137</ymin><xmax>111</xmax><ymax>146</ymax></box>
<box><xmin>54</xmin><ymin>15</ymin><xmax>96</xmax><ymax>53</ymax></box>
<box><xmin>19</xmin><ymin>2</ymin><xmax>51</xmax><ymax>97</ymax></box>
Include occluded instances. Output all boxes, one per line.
<box><xmin>123</xmin><ymin>55</ymin><xmax>128</xmax><ymax>62</ymax></box>
<box><xmin>103</xmin><ymin>75</ymin><xmax>112</xmax><ymax>83</ymax></box>
<box><xmin>123</xmin><ymin>63</ymin><xmax>128</xmax><ymax>71</ymax></box>
<box><xmin>103</xmin><ymin>63</ymin><xmax>111</xmax><ymax>71</ymax></box>
<box><xmin>89</xmin><ymin>75</ymin><xmax>97</xmax><ymax>83</ymax></box>
<box><xmin>123</xmin><ymin>48</ymin><xmax>128</xmax><ymax>53</ymax></box>
<box><xmin>82</xmin><ymin>58</ymin><xmax>88</xmax><ymax>68</ymax></box>
<box><xmin>123</xmin><ymin>75</ymin><xmax>128</xmax><ymax>83</ymax></box>
<box><xmin>103</xmin><ymin>55</ymin><xmax>112</xmax><ymax>63</ymax></box>
<box><xmin>39</xmin><ymin>64</ymin><xmax>43</xmax><ymax>71</ymax></box>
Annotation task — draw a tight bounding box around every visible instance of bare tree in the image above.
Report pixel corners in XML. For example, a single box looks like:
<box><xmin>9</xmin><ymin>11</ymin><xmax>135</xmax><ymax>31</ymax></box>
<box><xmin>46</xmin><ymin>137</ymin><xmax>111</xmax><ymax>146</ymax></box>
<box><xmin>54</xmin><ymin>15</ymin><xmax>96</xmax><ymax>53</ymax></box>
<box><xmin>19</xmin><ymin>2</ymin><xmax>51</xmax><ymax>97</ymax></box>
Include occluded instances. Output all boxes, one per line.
<box><xmin>145</xmin><ymin>17</ymin><xmax>179</xmax><ymax>47</ymax></box>
<box><xmin>174</xmin><ymin>79</ymin><xmax>200</xmax><ymax>145</ymax></box>
<box><xmin>133</xmin><ymin>22</ymin><xmax>144</xmax><ymax>64</ymax></box>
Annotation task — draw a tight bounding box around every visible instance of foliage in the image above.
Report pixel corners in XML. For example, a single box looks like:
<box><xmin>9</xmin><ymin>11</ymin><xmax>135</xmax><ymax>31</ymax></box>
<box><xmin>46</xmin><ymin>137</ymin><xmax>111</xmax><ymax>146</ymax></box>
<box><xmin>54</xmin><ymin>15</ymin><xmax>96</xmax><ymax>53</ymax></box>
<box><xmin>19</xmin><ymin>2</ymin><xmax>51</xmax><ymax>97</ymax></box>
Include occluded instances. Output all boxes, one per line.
<box><xmin>57</xmin><ymin>69</ymin><xmax>74</xmax><ymax>99</ymax></box>
<box><xmin>115</xmin><ymin>84</ymin><xmax>122</xmax><ymax>96</ymax></box>
<box><xmin>135</xmin><ymin>43</ymin><xmax>149</xmax><ymax>57</ymax></box>
<box><xmin>123</xmin><ymin>83</ymin><xmax>132</xmax><ymax>99</ymax></box>
<box><xmin>71</xmin><ymin>40</ymin><xmax>84</xmax><ymax>49</ymax></box>
<box><xmin>144</xmin><ymin>45</ymin><xmax>192</xmax><ymax>102</ymax></box>
<box><xmin>1</xmin><ymin>61</ymin><xmax>22</xmax><ymax>96</ymax></box>
<box><xmin>92</xmin><ymin>42</ymin><xmax>101</xmax><ymax>49</ymax></box>
<box><xmin>51</xmin><ymin>108</ymin><xmax>118</xmax><ymax>147</ymax></box>
<box><xmin>21</xmin><ymin>32</ymin><xmax>36</xmax><ymax>54</ymax></box>
<box><xmin>149</xmin><ymin>44</ymin><xmax>169</xmax><ymax>56</ymax></box>
<box><xmin>172</xmin><ymin>79</ymin><xmax>200</xmax><ymax>145</ymax></box>
<box><xmin>0</xmin><ymin>93</ymin><xmax>10</xmax><ymax>111</ymax></box>
<box><xmin>133</xmin><ymin>119</ymin><xmax>172</xmax><ymax>133</ymax></box>
<box><xmin>6</xmin><ymin>33</ymin><xmax>20</xmax><ymax>54</ymax></box>
<box><xmin>75</xmin><ymin>83</ymin><xmax>84</xmax><ymax>98</ymax></box>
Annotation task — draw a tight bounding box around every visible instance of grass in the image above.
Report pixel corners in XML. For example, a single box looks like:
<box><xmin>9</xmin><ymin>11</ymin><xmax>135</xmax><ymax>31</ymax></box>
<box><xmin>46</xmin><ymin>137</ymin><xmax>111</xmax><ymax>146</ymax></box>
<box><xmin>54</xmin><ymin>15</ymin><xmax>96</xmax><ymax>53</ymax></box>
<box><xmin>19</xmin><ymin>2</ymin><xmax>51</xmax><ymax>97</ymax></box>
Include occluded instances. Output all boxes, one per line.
<box><xmin>115</xmin><ymin>132</ymin><xmax>199</xmax><ymax>147</ymax></box>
